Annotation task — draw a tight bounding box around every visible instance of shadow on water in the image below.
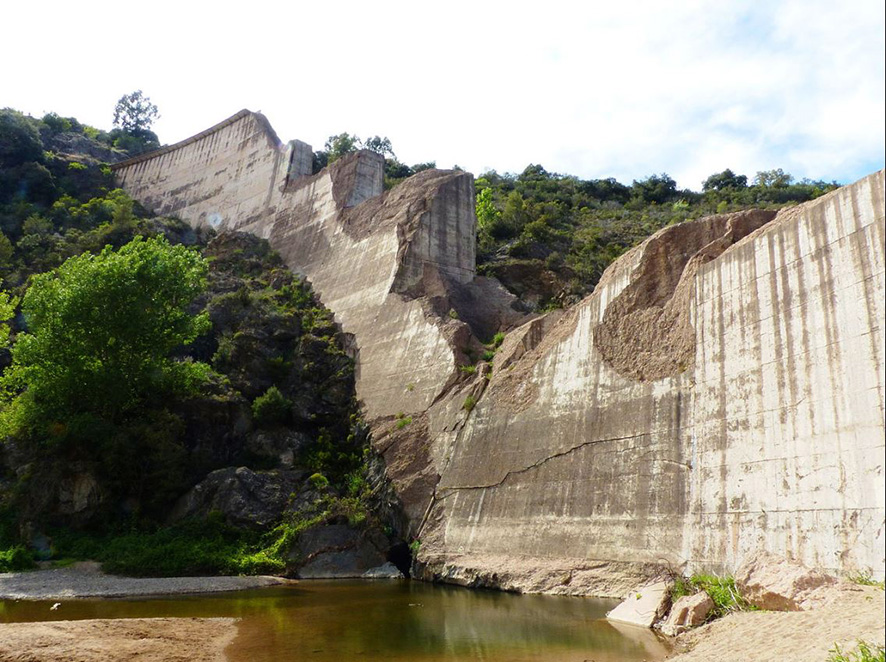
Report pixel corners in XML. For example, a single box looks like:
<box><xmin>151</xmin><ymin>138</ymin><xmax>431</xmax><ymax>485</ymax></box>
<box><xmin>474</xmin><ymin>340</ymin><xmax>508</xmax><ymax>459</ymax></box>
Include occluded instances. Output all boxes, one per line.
<box><xmin>0</xmin><ymin>580</ymin><xmax>671</xmax><ymax>662</ymax></box>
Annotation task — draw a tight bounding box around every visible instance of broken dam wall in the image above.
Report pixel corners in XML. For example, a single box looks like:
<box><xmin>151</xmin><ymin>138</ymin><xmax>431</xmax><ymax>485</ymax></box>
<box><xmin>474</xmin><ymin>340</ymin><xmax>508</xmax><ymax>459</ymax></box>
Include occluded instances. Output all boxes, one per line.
<box><xmin>113</xmin><ymin>111</ymin><xmax>885</xmax><ymax>595</ymax></box>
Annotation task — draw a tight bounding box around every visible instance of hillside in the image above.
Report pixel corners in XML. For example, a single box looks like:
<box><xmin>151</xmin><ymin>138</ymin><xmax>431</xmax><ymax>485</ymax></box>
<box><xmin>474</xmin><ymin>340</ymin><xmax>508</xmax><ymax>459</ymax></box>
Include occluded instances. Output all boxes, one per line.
<box><xmin>0</xmin><ymin>107</ymin><xmax>881</xmax><ymax>599</ymax></box>
<box><xmin>0</xmin><ymin>109</ymin><xmax>395</xmax><ymax>578</ymax></box>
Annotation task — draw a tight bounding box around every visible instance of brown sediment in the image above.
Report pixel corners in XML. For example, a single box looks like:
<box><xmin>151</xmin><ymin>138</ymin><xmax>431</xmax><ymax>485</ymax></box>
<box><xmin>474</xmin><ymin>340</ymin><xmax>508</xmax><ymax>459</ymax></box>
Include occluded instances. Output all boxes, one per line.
<box><xmin>0</xmin><ymin>617</ymin><xmax>238</xmax><ymax>662</ymax></box>
<box><xmin>593</xmin><ymin>210</ymin><xmax>776</xmax><ymax>382</ymax></box>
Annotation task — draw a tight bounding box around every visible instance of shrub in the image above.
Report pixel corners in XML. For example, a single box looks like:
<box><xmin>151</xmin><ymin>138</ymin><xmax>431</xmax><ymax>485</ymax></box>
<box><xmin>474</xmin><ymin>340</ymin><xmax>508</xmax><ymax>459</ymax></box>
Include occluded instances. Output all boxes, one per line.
<box><xmin>671</xmin><ymin>573</ymin><xmax>756</xmax><ymax>620</ymax></box>
<box><xmin>847</xmin><ymin>570</ymin><xmax>885</xmax><ymax>589</ymax></box>
<box><xmin>252</xmin><ymin>386</ymin><xmax>292</xmax><ymax>427</ymax></box>
<box><xmin>0</xmin><ymin>545</ymin><xmax>36</xmax><ymax>572</ymax></box>
<box><xmin>828</xmin><ymin>641</ymin><xmax>885</xmax><ymax>662</ymax></box>
<box><xmin>308</xmin><ymin>473</ymin><xmax>329</xmax><ymax>490</ymax></box>
<box><xmin>50</xmin><ymin>519</ymin><xmax>278</xmax><ymax>577</ymax></box>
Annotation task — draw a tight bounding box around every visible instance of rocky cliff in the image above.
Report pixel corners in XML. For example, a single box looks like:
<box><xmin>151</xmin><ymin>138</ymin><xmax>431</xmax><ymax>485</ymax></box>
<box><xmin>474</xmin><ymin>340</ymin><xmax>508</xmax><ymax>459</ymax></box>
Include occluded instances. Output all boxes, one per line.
<box><xmin>113</xmin><ymin>111</ymin><xmax>885</xmax><ymax>594</ymax></box>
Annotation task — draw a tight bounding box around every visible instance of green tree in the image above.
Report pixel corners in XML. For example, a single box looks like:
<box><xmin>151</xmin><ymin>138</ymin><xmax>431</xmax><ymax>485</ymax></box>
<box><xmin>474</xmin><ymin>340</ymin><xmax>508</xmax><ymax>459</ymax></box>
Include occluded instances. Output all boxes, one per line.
<box><xmin>475</xmin><ymin>186</ymin><xmax>500</xmax><ymax>229</ymax></box>
<box><xmin>362</xmin><ymin>135</ymin><xmax>395</xmax><ymax>159</ymax></box>
<box><xmin>0</xmin><ymin>109</ymin><xmax>44</xmax><ymax>168</ymax></box>
<box><xmin>632</xmin><ymin>173</ymin><xmax>678</xmax><ymax>205</ymax></box>
<box><xmin>754</xmin><ymin>168</ymin><xmax>794</xmax><ymax>188</ymax></box>
<box><xmin>113</xmin><ymin>90</ymin><xmax>160</xmax><ymax>133</ymax></box>
<box><xmin>703</xmin><ymin>168</ymin><xmax>748</xmax><ymax>191</ymax></box>
<box><xmin>1</xmin><ymin>236</ymin><xmax>210</xmax><ymax>431</ymax></box>
<box><xmin>324</xmin><ymin>133</ymin><xmax>361</xmax><ymax>163</ymax></box>
<box><xmin>500</xmin><ymin>190</ymin><xmax>530</xmax><ymax>237</ymax></box>
<box><xmin>0</xmin><ymin>290</ymin><xmax>16</xmax><ymax>348</ymax></box>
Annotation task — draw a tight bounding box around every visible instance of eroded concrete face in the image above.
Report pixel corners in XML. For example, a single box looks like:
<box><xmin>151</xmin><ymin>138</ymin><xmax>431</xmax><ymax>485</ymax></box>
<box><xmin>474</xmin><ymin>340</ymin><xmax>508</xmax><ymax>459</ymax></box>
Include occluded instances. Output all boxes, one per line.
<box><xmin>113</xmin><ymin>111</ymin><xmax>476</xmax><ymax>420</ymax></box>
<box><xmin>113</xmin><ymin>111</ymin><xmax>884</xmax><ymax>593</ymax></box>
<box><xmin>418</xmin><ymin>173</ymin><xmax>884</xmax><ymax>592</ymax></box>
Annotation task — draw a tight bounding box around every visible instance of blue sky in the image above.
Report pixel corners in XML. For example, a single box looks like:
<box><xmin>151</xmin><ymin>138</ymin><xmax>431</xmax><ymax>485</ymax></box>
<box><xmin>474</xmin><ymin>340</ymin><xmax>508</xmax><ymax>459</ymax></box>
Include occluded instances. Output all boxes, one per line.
<box><xmin>2</xmin><ymin>0</ymin><xmax>883</xmax><ymax>190</ymax></box>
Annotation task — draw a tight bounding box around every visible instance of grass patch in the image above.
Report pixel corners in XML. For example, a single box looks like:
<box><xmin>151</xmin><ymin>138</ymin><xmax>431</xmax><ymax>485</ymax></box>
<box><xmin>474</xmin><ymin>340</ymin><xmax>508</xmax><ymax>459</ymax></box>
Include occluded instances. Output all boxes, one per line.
<box><xmin>0</xmin><ymin>545</ymin><xmax>36</xmax><ymax>573</ymax></box>
<box><xmin>828</xmin><ymin>641</ymin><xmax>885</xmax><ymax>662</ymax></box>
<box><xmin>672</xmin><ymin>573</ymin><xmax>757</xmax><ymax>620</ymax></box>
<box><xmin>463</xmin><ymin>395</ymin><xmax>477</xmax><ymax>412</ymax></box>
<box><xmin>460</xmin><ymin>365</ymin><xmax>477</xmax><ymax>375</ymax></box>
<box><xmin>50</xmin><ymin>518</ymin><xmax>279</xmax><ymax>577</ymax></box>
<box><xmin>848</xmin><ymin>570</ymin><xmax>885</xmax><ymax>590</ymax></box>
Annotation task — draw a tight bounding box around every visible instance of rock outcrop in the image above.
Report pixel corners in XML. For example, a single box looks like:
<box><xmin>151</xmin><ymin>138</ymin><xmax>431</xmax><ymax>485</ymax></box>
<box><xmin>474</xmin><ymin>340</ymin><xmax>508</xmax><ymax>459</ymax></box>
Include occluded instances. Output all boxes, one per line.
<box><xmin>735</xmin><ymin>552</ymin><xmax>839</xmax><ymax>611</ymax></box>
<box><xmin>660</xmin><ymin>592</ymin><xmax>715</xmax><ymax>637</ymax></box>
<box><xmin>168</xmin><ymin>467</ymin><xmax>307</xmax><ymax>529</ymax></box>
<box><xmin>113</xmin><ymin>111</ymin><xmax>885</xmax><ymax>594</ymax></box>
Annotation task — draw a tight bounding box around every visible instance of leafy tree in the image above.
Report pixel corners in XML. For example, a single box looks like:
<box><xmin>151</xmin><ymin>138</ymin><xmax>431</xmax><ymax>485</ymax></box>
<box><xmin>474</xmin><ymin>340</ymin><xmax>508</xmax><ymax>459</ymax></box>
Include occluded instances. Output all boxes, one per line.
<box><xmin>632</xmin><ymin>173</ymin><xmax>678</xmax><ymax>205</ymax></box>
<box><xmin>0</xmin><ymin>109</ymin><xmax>44</xmax><ymax>168</ymax></box>
<box><xmin>1</xmin><ymin>235</ymin><xmax>210</xmax><ymax>432</ymax></box>
<box><xmin>0</xmin><ymin>290</ymin><xmax>16</xmax><ymax>348</ymax></box>
<box><xmin>476</xmin><ymin>187</ymin><xmax>500</xmax><ymax>233</ymax></box>
<box><xmin>499</xmin><ymin>190</ymin><xmax>529</xmax><ymax>238</ymax></box>
<box><xmin>324</xmin><ymin>133</ymin><xmax>361</xmax><ymax>163</ymax></box>
<box><xmin>362</xmin><ymin>135</ymin><xmax>395</xmax><ymax>159</ymax></box>
<box><xmin>113</xmin><ymin>90</ymin><xmax>160</xmax><ymax>134</ymax></box>
<box><xmin>40</xmin><ymin>113</ymin><xmax>73</xmax><ymax>134</ymax></box>
<box><xmin>754</xmin><ymin>168</ymin><xmax>794</xmax><ymax>188</ymax></box>
<box><xmin>703</xmin><ymin>169</ymin><xmax>748</xmax><ymax>191</ymax></box>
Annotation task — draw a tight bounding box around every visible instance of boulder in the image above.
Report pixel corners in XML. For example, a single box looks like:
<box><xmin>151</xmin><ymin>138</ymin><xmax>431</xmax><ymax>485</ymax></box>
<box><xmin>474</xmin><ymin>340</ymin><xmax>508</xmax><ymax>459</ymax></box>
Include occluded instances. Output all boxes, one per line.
<box><xmin>606</xmin><ymin>580</ymin><xmax>672</xmax><ymax>628</ymax></box>
<box><xmin>57</xmin><ymin>471</ymin><xmax>102</xmax><ymax>515</ymax></box>
<box><xmin>735</xmin><ymin>552</ymin><xmax>837</xmax><ymax>611</ymax></box>
<box><xmin>245</xmin><ymin>429</ymin><xmax>311</xmax><ymax>468</ymax></box>
<box><xmin>363</xmin><ymin>562</ymin><xmax>404</xmax><ymax>579</ymax></box>
<box><xmin>290</xmin><ymin>524</ymin><xmax>389</xmax><ymax>578</ymax></box>
<box><xmin>660</xmin><ymin>591</ymin><xmax>714</xmax><ymax>636</ymax></box>
<box><xmin>169</xmin><ymin>467</ymin><xmax>305</xmax><ymax>529</ymax></box>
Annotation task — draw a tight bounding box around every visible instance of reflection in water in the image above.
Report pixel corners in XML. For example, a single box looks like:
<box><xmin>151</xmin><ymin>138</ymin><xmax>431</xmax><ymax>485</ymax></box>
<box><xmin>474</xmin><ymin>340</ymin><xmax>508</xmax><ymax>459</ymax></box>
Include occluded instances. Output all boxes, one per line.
<box><xmin>1</xmin><ymin>580</ymin><xmax>671</xmax><ymax>662</ymax></box>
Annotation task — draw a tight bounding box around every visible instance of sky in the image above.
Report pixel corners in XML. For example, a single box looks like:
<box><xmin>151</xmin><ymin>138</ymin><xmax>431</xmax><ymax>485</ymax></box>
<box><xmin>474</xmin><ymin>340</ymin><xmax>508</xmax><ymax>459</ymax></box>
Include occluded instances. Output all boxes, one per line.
<box><xmin>2</xmin><ymin>0</ymin><xmax>883</xmax><ymax>191</ymax></box>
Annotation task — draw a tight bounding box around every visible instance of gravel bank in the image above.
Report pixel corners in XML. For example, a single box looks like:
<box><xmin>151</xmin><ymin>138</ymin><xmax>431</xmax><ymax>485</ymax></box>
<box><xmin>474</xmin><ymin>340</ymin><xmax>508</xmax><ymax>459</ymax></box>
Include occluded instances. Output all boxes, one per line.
<box><xmin>0</xmin><ymin>562</ymin><xmax>287</xmax><ymax>600</ymax></box>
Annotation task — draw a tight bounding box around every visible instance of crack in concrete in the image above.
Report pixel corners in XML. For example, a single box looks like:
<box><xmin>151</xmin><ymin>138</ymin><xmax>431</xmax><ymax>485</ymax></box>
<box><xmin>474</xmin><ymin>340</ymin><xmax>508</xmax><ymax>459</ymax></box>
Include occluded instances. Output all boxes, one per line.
<box><xmin>437</xmin><ymin>432</ymin><xmax>657</xmax><ymax>492</ymax></box>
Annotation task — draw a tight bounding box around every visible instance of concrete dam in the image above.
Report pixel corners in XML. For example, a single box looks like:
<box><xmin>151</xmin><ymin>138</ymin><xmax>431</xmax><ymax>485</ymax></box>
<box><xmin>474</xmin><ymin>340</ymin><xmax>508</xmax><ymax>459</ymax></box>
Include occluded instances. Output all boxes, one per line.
<box><xmin>112</xmin><ymin>110</ymin><xmax>885</xmax><ymax>595</ymax></box>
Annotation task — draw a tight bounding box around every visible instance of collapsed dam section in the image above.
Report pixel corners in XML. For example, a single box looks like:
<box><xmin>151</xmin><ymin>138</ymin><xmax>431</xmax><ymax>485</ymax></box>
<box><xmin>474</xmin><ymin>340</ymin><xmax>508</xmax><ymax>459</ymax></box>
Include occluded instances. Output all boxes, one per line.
<box><xmin>112</xmin><ymin>110</ymin><xmax>885</xmax><ymax>595</ymax></box>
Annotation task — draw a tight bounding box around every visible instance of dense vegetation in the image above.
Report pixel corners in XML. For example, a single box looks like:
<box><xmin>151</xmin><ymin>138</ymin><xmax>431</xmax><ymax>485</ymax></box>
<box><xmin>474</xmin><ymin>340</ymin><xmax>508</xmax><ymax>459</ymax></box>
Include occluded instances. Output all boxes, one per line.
<box><xmin>472</xmin><ymin>166</ymin><xmax>839</xmax><ymax>309</ymax></box>
<box><xmin>0</xmin><ymin>107</ymin><xmax>844</xmax><ymax>575</ymax></box>
<box><xmin>0</xmin><ymin>108</ymin><xmax>367</xmax><ymax>572</ymax></box>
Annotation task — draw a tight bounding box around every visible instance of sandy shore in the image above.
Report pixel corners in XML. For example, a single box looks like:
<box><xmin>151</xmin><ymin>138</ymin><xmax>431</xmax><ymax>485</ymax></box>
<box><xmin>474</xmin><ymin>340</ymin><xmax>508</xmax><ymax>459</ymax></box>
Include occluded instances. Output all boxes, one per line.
<box><xmin>0</xmin><ymin>562</ymin><xmax>285</xmax><ymax>600</ymax></box>
<box><xmin>666</xmin><ymin>584</ymin><xmax>885</xmax><ymax>662</ymax></box>
<box><xmin>0</xmin><ymin>563</ymin><xmax>279</xmax><ymax>662</ymax></box>
<box><xmin>0</xmin><ymin>617</ymin><xmax>237</xmax><ymax>662</ymax></box>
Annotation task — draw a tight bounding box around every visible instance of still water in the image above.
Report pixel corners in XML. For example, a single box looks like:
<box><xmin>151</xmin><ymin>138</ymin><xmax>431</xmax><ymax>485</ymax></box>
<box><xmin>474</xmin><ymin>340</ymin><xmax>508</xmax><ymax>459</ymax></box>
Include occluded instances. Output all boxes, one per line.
<box><xmin>0</xmin><ymin>580</ymin><xmax>671</xmax><ymax>661</ymax></box>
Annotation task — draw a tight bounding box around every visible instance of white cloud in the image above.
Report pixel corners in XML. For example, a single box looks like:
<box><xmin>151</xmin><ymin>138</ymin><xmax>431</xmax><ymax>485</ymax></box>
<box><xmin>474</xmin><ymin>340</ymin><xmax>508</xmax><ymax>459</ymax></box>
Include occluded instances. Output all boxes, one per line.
<box><xmin>1</xmin><ymin>0</ymin><xmax>882</xmax><ymax>189</ymax></box>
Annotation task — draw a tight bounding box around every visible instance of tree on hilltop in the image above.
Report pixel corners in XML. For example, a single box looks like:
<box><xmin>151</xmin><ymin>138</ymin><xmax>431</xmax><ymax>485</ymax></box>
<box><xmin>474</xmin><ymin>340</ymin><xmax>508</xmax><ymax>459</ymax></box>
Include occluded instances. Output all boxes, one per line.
<box><xmin>703</xmin><ymin>169</ymin><xmax>748</xmax><ymax>191</ymax></box>
<box><xmin>111</xmin><ymin>91</ymin><xmax>161</xmax><ymax>156</ymax></box>
<box><xmin>113</xmin><ymin>90</ymin><xmax>160</xmax><ymax>134</ymax></box>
